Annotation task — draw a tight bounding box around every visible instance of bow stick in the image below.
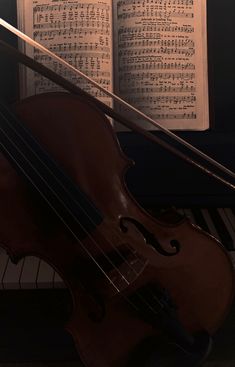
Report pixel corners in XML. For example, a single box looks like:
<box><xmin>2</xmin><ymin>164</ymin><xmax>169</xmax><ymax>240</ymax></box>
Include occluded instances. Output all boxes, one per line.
<box><xmin>0</xmin><ymin>18</ymin><xmax>235</xmax><ymax>191</ymax></box>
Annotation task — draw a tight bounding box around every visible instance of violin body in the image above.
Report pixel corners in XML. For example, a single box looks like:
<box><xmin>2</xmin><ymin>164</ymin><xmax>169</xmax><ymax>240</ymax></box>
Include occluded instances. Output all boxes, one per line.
<box><xmin>0</xmin><ymin>92</ymin><xmax>233</xmax><ymax>367</ymax></box>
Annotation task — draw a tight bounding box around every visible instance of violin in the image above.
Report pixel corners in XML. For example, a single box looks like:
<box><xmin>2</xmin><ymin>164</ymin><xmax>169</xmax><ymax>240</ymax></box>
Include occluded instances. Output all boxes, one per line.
<box><xmin>0</xmin><ymin>22</ymin><xmax>234</xmax><ymax>367</ymax></box>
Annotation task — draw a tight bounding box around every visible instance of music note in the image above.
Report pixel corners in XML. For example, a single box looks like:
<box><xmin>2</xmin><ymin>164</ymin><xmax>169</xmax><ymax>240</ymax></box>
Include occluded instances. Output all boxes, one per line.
<box><xmin>113</xmin><ymin>0</ymin><xmax>205</xmax><ymax>129</ymax></box>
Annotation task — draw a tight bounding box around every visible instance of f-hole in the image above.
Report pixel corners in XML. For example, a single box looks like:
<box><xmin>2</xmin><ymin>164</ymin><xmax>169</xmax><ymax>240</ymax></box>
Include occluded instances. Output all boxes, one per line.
<box><xmin>120</xmin><ymin>217</ymin><xmax>180</xmax><ymax>256</ymax></box>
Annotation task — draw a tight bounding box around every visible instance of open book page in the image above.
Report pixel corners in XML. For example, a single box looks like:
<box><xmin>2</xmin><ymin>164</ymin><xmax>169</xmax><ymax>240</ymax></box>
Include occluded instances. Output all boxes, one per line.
<box><xmin>17</xmin><ymin>0</ymin><xmax>113</xmax><ymax>106</ymax></box>
<box><xmin>113</xmin><ymin>0</ymin><xmax>209</xmax><ymax>131</ymax></box>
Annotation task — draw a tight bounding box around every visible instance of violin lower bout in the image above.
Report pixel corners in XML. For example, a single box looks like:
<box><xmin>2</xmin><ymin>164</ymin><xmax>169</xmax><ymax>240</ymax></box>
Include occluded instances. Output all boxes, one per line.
<box><xmin>66</xmin><ymin>225</ymin><xmax>234</xmax><ymax>367</ymax></box>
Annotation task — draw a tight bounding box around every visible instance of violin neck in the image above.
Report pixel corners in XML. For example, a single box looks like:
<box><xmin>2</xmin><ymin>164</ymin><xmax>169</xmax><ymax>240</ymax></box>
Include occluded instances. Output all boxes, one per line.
<box><xmin>0</xmin><ymin>100</ymin><xmax>103</xmax><ymax>240</ymax></box>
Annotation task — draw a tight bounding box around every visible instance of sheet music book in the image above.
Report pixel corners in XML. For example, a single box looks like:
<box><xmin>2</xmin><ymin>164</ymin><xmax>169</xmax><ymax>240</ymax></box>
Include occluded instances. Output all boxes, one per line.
<box><xmin>17</xmin><ymin>0</ymin><xmax>209</xmax><ymax>131</ymax></box>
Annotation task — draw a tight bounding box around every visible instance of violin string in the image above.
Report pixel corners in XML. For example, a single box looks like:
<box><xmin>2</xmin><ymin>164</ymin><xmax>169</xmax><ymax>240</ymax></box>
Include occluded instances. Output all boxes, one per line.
<box><xmin>0</xmin><ymin>21</ymin><xmax>200</xmax><ymax>317</ymax></box>
<box><xmin>0</xmin><ymin>102</ymin><xmax>148</xmax><ymax>274</ymax></box>
<box><xmin>0</xmin><ymin>43</ymin><xmax>233</xmax><ymax>317</ymax></box>
<box><xmin>0</xmin><ymin>147</ymin><xmax>162</xmax><ymax>320</ymax></box>
<box><xmin>0</xmin><ymin>104</ymin><xmax>167</xmax><ymax>316</ymax></box>
<box><xmin>0</xmin><ymin>21</ymin><xmax>227</xmax><ymax>342</ymax></box>
<box><xmin>0</xmin><ymin>108</ymin><xmax>169</xmax><ymax>317</ymax></box>
<box><xmin>1</xmin><ymin>18</ymin><xmax>235</xmax><ymax>183</ymax></box>
<box><xmin>0</xmin><ymin>105</ymin><xmax>166</xmax><ymax>318</ymax></box>
<box><xmin>0</xmin><ymin>137</ymin><xmax>188</xmax><ymax>347</ymax></box>
<box><xmin>0</xmin><ymin>110</ymin><xmax>131</xmax><ymax>291</ymax></box>
<box><xmin>0</xmin><ymin>20</ymin><xmax>216</xmax><ymax>324</ymax></box>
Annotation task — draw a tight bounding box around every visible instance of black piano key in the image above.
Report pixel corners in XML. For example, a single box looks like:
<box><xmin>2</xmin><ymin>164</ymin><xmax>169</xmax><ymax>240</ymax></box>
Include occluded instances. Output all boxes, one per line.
<box><xmin>191</xmin><ymin>208</ymin><xmax>210</xmax><ymax>233</ymax></box>
<box><xmin>208</xmin><ymin>208</ymin><xmax>234</xmax><ymax>250</ymax></box>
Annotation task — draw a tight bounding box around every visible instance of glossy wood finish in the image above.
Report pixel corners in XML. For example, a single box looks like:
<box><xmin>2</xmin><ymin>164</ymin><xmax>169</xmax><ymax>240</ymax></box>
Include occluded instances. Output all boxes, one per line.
<box><xmin>0</xmin><ymin>93</ymin><xmax>233</xmax><ymax>366</ymax></box>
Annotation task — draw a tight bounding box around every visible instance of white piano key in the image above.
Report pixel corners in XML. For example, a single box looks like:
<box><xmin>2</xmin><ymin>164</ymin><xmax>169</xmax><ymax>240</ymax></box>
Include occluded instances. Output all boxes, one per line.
<box><xmin>183</xmin><ymin>209</ymin><xmax>196</xmax><ymax>224</ymax></box>
<box><xmin>217</xmin><ymin>208</ymin><xmax>235</xmax><ymax>249</ymax></box>
<box><xmin>20</xmin><ymin>256</ymin><xmax>40</xmax><ymax>289</ymax></box>
<box><xmin>201</xmin><ymin>209</ymin><xmax>221</xmax><ymax>241</ymax></box>
<box><xmin>0</xmin><ymin>251</ymin><xmax>9</xmax><ymax>289</ymax></box>
<box><xmin>37</xmin><ymin>260</ymin><xmax>54</xmax><ymax>289</ymax></box>
<box><xmin>53</xmin><ymin>271</ymin><xmax>66</xmax><ymax>289</ymax></box>
<box><xmin>3</xmin><ymin>258</ymin><xmax>24</xmax><ymax>289</ymax></box>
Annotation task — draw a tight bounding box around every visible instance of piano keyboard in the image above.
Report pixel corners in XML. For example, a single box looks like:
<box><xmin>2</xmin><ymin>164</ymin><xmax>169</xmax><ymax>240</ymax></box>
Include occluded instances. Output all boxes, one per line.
<box><xmin>0</xmin><ymin>252</ymin><xmax>66</xmax><ymax>290</ymax></box>
<box><xmin>0</xmin><ymin>207</ymin><xmax>235</xmax><ymax>290</ymax></box>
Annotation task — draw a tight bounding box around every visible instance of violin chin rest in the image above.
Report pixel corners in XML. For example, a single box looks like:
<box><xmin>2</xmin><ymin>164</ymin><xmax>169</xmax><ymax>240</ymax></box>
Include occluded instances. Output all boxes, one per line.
<box><xmin>127</xmin><ymin>332</ymin><xmax>213</xmax><ymax>367</ymax></box>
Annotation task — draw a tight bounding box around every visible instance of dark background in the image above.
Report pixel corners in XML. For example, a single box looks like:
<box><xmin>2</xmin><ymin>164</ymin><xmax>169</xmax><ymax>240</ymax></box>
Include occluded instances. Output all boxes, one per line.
<box><xmin>0</xmin><ymin>0</ymin><xmax>235</xmax><ymax>208</ymax></box>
